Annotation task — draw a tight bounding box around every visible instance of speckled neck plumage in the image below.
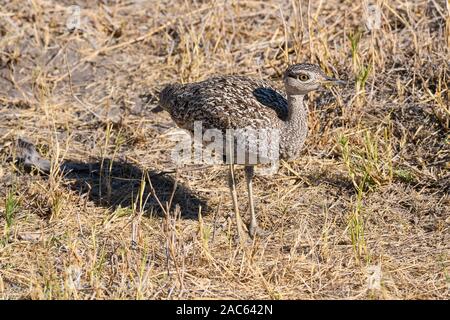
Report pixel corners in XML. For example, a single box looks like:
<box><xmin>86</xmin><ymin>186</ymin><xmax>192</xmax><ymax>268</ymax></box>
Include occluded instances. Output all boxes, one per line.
<box><xmin>280</xmin><ymin>93</ymin><xmax>308</xmax><ymax>160</ymax></box>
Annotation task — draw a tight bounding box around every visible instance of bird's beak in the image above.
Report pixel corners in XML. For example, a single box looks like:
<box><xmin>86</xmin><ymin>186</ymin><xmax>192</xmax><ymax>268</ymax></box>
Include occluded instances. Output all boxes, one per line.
<box><xmin>321</xmin><ymin>76</ymin><xmax>347</xmax><ymax>86</ymax></box>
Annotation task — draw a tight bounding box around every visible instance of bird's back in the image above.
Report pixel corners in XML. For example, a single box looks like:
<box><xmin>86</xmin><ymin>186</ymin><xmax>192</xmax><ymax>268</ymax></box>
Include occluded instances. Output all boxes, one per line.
<box><xmin>159</xmin><ymin>75</ymin><xmax>288</xmax><ymax>133</ymax></box>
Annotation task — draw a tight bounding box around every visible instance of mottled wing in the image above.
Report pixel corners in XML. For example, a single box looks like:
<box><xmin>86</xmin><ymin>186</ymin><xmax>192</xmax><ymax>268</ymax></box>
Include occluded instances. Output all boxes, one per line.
<box><xmin>160</xmin><ymin>76</ymin><xmax>287</xmax><ymax>132</ymax></box>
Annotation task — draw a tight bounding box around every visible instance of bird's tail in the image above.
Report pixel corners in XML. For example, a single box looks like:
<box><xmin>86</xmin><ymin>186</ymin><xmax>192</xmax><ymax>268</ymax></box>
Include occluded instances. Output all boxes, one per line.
<box><xmin>159</xmin><ymin>83</ymin><xmax>182</xmax><ymax>112</ymax></box>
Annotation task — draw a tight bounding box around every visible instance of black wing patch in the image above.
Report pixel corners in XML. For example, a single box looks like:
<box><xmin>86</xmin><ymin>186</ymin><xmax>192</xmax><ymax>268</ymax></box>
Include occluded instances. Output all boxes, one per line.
<box><xmin>253</xmin><ymin>87</ymin><xmax>288</xmax><ymax>121</ymax></box>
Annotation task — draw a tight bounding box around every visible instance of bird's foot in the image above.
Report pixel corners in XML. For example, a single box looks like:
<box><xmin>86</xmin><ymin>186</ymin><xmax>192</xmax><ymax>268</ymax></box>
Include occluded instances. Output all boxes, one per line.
<box><xmin>248</xmin><ymin>224</ymin><xmax>270</xmax><ymax>239</ymax></box>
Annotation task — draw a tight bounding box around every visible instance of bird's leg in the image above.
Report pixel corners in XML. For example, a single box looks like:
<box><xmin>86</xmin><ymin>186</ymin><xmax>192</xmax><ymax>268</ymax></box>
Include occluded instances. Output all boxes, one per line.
<box><xmin>228</xmin><ymin>163</ymin><xmax>247</xmax><ymax>242</ymax></box>
<box><xmin>245</xmin><ymin>165</ymin><xmax>258</xmax><ymax>238</ymax></box>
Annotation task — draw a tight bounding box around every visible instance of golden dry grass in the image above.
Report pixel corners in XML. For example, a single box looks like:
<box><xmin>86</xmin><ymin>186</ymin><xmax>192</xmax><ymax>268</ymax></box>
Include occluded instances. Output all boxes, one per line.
<box><xmin>0</xmin><ymin>0</ymin><xmax>449</xmax><ymax>299</ymax></box>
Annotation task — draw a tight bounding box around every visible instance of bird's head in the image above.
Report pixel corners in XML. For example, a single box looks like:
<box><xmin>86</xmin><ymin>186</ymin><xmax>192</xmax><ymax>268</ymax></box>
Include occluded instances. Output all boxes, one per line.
<box><xmin>283</xmin><ymin>63</ymin><xmax>345</xmax><ymax>95</ymax></box>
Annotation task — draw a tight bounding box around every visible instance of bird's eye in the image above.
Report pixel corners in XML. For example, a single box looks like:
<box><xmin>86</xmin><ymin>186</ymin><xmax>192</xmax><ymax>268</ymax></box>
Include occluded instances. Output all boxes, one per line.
<box><xmin>298</xmin><ymin>74</ymin><xmax>310</xmax><ymax>81</ymax></box>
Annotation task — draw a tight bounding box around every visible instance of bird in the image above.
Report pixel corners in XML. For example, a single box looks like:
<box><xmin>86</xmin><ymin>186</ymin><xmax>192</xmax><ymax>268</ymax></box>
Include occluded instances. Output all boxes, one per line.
<box><xmin>159</xmin><ymin>63</ymin><xmax>345</xmax><ymax>241</ymax></box>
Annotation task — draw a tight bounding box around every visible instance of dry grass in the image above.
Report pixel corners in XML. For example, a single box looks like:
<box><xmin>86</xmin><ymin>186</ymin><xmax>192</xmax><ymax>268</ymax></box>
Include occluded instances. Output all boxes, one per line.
<box><xmin>0</xmin><ymin>0</ymin><xmax>449</xmax><ymax>299</ymax></box>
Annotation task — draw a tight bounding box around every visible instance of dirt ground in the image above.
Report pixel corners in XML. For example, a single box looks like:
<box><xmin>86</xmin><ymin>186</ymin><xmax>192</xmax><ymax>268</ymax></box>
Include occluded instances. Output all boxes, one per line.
<box><xmin>0</xmin><ymin>0</ymin><xmax>449</xmax><ymax>299</ymax></box>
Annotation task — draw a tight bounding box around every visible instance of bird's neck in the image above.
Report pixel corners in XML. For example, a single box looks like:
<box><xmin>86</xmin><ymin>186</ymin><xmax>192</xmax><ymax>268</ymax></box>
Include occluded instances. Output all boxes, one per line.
<box><xmin>281</xmin><ymin>93</ymin><xmax>309</xmax><ymax>160</ymax></box>
<box><xmin>286</xmin><ymin>94</ymin><xmax>306</xmax><ymax>122</ymax></box>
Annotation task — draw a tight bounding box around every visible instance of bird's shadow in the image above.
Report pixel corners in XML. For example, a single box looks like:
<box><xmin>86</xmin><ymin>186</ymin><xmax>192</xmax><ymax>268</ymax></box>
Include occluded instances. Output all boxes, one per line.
<box><xmin>61</xmin><ymin>158</ymin><xmax>208</xmax><ymax>219</ymax></box>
